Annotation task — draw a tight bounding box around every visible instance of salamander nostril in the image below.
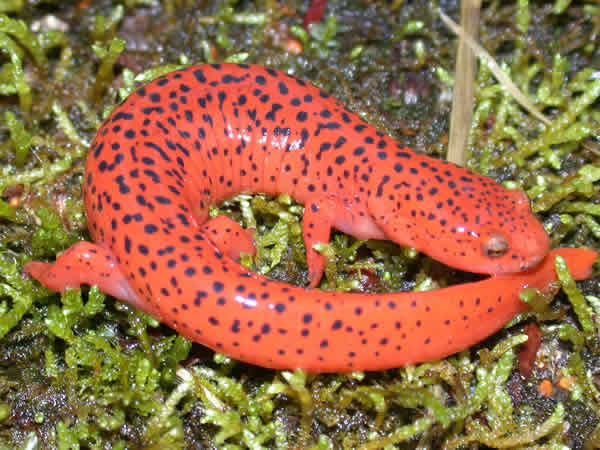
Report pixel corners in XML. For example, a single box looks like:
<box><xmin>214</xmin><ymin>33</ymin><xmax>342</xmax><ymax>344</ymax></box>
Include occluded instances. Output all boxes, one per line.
<box><xmin>483</xmin><ymin>234</ymin><xmax>508</xmax><ymax>258</ymax></box>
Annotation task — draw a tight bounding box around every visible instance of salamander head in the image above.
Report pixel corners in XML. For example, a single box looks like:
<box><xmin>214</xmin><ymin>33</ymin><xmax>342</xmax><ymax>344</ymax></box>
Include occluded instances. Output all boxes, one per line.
<box><xmin>439</xmin><ymin>209</ymin><xmax>550</xmax><ymax>275</ymax></box>
<box><xmin>427</xmin><ymin>181</ymin><xmax>549</xmax><ymax>275</ymax></box>
<box><xmin>368</xmin><ymin>160</ymin><xmax>550</xmax><ymax>275</ymax></box>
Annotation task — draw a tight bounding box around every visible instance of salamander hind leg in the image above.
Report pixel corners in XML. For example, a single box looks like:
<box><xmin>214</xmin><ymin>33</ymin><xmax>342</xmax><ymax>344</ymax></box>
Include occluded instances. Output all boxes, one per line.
<box><xmin>24</xmin><ymin>242</ymin><xmax>143</xmax><ymax>311</ymax></box>
<box><xmin>201</xmin><ymin>215</ymin><xmax>256</xmax><ymax>261</ymax></box>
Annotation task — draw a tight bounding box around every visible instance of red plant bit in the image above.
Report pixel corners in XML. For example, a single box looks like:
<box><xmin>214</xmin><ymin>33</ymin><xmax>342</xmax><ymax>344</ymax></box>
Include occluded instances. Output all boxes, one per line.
<box><xmin>539</xmin><ymin>379</ymin><xmax>554</xmax><ymax>397</ymax></box>
<box><xmin>303</xmin><ymin>0</ymin><xmax>328</xmax><ymax>29</ymax></box>
<box><xmin>519</xmin><ymin>322</ymin><xmax>542</xmax><ymax>377</ymax></box>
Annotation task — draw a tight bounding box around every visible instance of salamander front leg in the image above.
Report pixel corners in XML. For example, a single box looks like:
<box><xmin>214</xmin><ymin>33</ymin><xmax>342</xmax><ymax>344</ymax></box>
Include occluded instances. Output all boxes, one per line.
<box><xmin>302</xmin><ymin>197</ymin><xmax>339</xmax><ymax>288</ymax></box>
<box><xmin>304</xmin><ymin>195</ymin><xmax>387</xmax><ymax>288</ymax></box>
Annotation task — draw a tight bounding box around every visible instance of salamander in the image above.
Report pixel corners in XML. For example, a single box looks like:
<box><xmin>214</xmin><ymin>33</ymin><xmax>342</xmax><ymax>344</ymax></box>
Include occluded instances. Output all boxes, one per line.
<box><xmin>25</xmin><ymin>63</ymin><xmax>594</xmax><ymax>372</ymax></box>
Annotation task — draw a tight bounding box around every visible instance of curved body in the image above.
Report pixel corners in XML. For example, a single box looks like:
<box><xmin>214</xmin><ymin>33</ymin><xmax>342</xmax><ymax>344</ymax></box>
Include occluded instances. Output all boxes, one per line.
<box><xmin>25</xmin><ymin>63</ymin><xmax>591</xmax><ymax>373</ymax></box>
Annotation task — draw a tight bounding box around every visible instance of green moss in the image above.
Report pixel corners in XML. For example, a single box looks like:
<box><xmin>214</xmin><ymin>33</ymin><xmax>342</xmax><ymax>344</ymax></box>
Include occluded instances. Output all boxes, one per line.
<box><xmin>92</xmin><ymin>37</ymin><xmax>126</xmax><ymax>100</ymax></box>
<box><xmin>3</xmin><ymin>110</ymin><xmax>31</xmax><ymax>167</ymax></box>
<box><xmin>0</xmin><ymin>0</ymin><xmax>598</xmax><ymax>448</ymax></box>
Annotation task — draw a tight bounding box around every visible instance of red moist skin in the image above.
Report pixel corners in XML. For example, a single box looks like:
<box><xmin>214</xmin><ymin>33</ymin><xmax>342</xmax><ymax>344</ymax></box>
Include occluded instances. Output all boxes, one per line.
<box><xmin>26</xmin><ymin>63</ymin><xmax>591</xmax><ymax>373</ymax></box>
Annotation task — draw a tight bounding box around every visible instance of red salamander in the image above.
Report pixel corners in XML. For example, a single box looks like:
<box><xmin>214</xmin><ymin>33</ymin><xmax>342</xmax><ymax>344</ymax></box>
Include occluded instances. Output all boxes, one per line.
<box><xmin>25</xmin><ymin>63</ymin><xmax>594</xmax><ymax>372</ymax></box>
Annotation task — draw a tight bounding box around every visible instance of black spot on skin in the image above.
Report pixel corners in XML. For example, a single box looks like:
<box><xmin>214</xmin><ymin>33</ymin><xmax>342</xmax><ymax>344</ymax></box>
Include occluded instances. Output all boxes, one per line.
<box><xmin>353</xmin><ymin>147</ymin><xmax>365</xmax><ymax>156</ymax></box>
<box><xmin>115</xmin><ymin>175</ymin><xmax>130</xmax><ymax>194</ymax></box>
<box><xmin>194</xmin><ymin>70</ymin><xmax>206</xmax><ymax>82</ymax></box>
<box><xmin>333</xmin><ymin>137</ymin><xmax>347</xmax><ymax>149</ymax></box>
<box><xmin>194</xmin><ymin>290</ymin><xmax>208</xmax><ymax>306</ymax></box>
<box><xmin>112</xmin><ymin>112</ymin><xmax>134</xmax><ymax>121</ymax></box>
<box><xmin>144</xmin><ymin>224</ymin><xmax>158</xmax><ymax>234</ymax></box>
<box><xmin>155</xmin><ymin>195</ymin><xmax>171</xmax><ymax>204</ymax></box>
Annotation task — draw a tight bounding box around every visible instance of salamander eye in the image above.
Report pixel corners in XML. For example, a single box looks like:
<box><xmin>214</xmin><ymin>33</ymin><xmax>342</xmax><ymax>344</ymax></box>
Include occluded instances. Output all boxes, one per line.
<box><xmin>482</xmin><ymin>233</ymin><xmax>508</xmax><ymax>258</ymax></box>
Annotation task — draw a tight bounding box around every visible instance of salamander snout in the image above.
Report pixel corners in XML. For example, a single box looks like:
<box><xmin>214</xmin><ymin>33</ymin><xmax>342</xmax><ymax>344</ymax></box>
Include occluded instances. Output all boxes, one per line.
<box><xmin>479</xmin><ymin>223</ymin><xmax>550</xmax><ymax>275</ymax></box>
